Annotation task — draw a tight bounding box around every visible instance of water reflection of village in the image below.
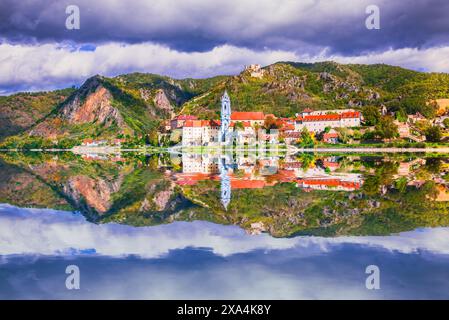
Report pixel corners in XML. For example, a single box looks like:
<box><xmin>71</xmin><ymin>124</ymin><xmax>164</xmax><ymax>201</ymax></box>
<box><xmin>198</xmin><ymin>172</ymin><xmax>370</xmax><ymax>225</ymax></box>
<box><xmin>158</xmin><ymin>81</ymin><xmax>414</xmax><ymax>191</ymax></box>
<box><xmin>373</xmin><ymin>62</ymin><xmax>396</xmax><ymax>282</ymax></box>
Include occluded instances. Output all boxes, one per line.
<box><xmin>172</xmin><ymin>153</ymin><xmax>364</xmax><ymax>209</ymax></box>
<box><xmin>74</xmin><ymin>151</ymin><xmax>449</xmax><ymax>214</ymax></box>
<box><xmin>3</xmin><ymin>150</ymin><xmax>449</xmax><ymax>236</ymax></box>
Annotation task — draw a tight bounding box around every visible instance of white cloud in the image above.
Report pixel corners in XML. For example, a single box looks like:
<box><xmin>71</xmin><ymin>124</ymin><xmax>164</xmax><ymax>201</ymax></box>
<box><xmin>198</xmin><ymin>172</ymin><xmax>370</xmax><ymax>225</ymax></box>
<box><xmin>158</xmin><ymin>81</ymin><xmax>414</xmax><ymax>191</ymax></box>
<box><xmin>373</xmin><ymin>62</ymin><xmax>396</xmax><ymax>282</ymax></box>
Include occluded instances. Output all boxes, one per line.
<box><xmin>1</xmin><ymin>203</ymin><xmax>449</xmax><ymax>258</ymax></box>
<box><xmin>0</xmin><ymin>42</ymin><xmax>298</xmax><ymax>93</ymax></box>
<box><xmin>328</xmin><ymin>47</ymin><xmax>449</xmax><ymax>73</ymax></box>
<box><xmin>1</xmin><ymin>41</ymin><xmax>449</xmax><ymax>94</ymax></box>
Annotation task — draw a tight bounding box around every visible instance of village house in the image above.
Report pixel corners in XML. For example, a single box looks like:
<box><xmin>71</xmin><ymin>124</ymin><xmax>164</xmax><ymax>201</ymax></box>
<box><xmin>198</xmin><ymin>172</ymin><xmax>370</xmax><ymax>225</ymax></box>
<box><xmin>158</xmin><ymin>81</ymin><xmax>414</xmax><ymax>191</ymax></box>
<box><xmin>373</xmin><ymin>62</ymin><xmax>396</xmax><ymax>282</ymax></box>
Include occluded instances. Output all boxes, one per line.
<box><xmin>171</xmin><ymin>115</ymin><xmax>198</xmax><ymax>130</ymax></box>
<box><xmin>282</xmin><ymin>131</ymin><xmax>301</xmax><ymax>145</ymax></box>
<box><xmin>322</xmin><ymin>129</ymin><xmax>339</xmax><ymax>144</ymax></box>
<box><xmin>181</xmin><ymin>119</ymin><xmax>221</xmax><ymax>146</ymax></box>
<box><xmin>294</xmin><ymin>109</ymin><xmax>361</xmax><ymax>133</ymax></box>
<box><xmin>175</xmin><ymin>92</ymin><xmax>362</xmax><ymax>146</ymax></box>
<box><xmin>81</xmin><ymin>139</ymin><xmax>107</xmax><ymax>147</ymax></box>
<box><xmin>394</xmin><ymin>120</ymin><xmax>411</xmax><ymax>138</ymax></box>
<box><xmin>231</xmin><ymin>121</ymin><xmax>256</xmax><ymax>144</ymax></box>
<box><xmin>407</xmin><ymin>112</ymin><xmax>426</xmax><ymax>124</ymax></box>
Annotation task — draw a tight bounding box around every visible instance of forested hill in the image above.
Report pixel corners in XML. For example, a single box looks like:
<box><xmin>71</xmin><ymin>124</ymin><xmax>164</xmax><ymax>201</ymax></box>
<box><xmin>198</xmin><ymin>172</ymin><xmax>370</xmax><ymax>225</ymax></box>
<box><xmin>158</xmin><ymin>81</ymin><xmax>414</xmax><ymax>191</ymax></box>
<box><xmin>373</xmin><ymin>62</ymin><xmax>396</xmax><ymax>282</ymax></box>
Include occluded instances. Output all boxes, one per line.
<box><xmin>1</xmin><ymin>61</ymin><xmax>449</xmax><ymax>147</ymax></box>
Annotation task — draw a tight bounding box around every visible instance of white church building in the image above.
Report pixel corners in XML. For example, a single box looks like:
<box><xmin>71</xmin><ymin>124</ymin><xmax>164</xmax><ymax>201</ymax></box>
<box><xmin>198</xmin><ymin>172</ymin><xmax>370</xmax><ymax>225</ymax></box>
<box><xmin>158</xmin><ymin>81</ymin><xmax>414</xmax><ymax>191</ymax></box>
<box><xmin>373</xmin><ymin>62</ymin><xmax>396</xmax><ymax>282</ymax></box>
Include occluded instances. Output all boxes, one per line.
<box><xmin>180</xmin><ymin>91</ymin><xmax>362</xmax><ymax>146</ymax></box>
<box><xmin>182</xmin><ymin>91</ymin><xmax>265</xmax><ymax>146</ymax></box>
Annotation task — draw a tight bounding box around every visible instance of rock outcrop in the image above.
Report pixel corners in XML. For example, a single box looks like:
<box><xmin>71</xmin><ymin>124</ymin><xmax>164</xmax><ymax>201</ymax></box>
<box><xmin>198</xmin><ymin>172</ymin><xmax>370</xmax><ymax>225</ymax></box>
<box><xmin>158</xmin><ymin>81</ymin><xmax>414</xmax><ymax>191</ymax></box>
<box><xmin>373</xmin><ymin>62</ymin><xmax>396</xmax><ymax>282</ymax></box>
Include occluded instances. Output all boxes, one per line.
<box><xmin>153</xmin><ymin>89</ymin><xmax>174</xmax><ymax>117</ymax></box>
<box><xmin>63</xmin><ymin>175</ymin><xmax>123</xmax><ymax>214</ymax></box>
<box><xmin>61</xmin><ymin>86</ymin><xmax>124</xmax><ymax>127</ymax></box>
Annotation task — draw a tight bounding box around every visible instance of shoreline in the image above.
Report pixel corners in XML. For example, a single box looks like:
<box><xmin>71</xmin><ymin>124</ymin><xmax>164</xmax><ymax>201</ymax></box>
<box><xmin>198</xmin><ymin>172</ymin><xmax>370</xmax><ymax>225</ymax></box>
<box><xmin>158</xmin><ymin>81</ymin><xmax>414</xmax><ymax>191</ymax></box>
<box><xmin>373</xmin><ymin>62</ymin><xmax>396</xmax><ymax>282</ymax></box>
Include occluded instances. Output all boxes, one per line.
<box><xmin>2</xmin><ymin>146</ymin><xmax>449</xmax><ymax>154</ymax></box>
<box><xmin>292</xmin><ymin>147</ymin><xmax>449</xmax><ymax>153</ymax></box>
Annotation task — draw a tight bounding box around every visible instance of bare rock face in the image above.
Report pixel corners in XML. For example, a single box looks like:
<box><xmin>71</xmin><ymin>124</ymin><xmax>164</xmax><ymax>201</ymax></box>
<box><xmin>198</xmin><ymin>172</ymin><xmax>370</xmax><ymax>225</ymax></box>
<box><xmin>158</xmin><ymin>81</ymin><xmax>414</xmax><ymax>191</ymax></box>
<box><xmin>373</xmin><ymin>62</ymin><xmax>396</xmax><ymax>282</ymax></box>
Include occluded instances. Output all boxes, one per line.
<box><xmin>64</xmin><ymin>175</ymin><xmax>122</xmax><ymax>214</ymax></box>
<box><xmin>319</xmin><ymin>72</ymin><xmax>335</xmax><ymax>81</ymax></box>
<box><xmin>153</xmin><ymin>89</ymin><xmax>174</xmax><ymax>116</ymax></box>
<box><xmin>153</xmin><ymin>188</ymin><xmax>173</xmax><ymax>210</ymax></box>
<box><xmin>61</xmin><ymin>86</ymin><xmax>124</xmax><ymax>127</ymax></box>
<box><xmin>139</xmin><ymin>180</ymin><xmax>175</xmax><ymax>212</ymax></box>
<box><xmin>30</xmin><ymin>76</ymin><xmax>126</xmax><ymax>138</ymax></box>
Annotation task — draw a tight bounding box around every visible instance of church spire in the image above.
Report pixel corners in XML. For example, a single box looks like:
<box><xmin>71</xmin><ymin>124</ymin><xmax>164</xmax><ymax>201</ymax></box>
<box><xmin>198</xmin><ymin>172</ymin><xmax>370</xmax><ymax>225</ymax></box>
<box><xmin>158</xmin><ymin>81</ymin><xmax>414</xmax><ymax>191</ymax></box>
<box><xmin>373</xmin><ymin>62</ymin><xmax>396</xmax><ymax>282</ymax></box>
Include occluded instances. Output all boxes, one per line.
<box><xmin>220</xmin><ymin>90</ymin><xmax>231</xmax><ymax>143</ymax></box>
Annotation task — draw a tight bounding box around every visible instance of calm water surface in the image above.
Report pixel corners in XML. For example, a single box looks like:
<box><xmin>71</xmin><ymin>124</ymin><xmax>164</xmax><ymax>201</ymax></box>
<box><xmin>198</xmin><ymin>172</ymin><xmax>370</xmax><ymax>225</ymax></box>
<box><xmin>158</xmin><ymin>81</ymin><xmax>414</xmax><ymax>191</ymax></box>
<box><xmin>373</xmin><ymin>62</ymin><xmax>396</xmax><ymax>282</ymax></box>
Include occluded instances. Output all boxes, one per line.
<box><xmin>1</xmin><ymin>151</ymin><xmax>449</xmax><ymax>299</ymax></box>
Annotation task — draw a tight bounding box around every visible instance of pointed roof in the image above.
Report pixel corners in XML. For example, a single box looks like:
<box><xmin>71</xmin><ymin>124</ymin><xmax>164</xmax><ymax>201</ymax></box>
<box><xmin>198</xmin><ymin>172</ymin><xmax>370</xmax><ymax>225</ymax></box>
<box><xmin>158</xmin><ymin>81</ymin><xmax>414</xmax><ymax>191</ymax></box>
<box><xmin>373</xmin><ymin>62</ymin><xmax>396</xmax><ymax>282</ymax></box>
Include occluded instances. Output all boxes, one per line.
<box><xmin>231</xmin><ymin>112</ymin><xmax>265</xmax><ymax>121</ymax></box>
<box><xmin>222</xmin><ymin>90</ymin><xmax>230</xmax><ymax>100</ymax></box>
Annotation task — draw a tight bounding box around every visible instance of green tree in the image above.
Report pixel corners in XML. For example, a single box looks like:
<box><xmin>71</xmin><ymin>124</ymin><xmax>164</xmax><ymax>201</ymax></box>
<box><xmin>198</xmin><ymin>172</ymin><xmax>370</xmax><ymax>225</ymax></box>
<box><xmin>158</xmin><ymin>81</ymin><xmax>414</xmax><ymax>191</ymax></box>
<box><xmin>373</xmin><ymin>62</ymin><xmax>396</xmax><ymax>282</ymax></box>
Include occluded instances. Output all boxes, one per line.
<box><xmin>395</xmin><ymin>177</ymin><xmax>408</xmax><ymax>193</ymax></box>
<box><xmin>425</xmin><ymin>125</ymin><xmax>442</xmax><ymax>142</ymax></box>
<box><xmin>396</xmin><ymin>108</ymin><xmax>408</xmax><ymax>123</ymax></box>
<box><xmin>234</xmin><ymin>121</ymin><xmax>245</xmax><ymax>131</ymax></box>
<box><xmin>299</xmin><ymin>127</ymin><xmax>314</xmax><ymax>147</ymax></box>
<box><xmin>336</xmin><ymin>127</ymin><xmax>350</xmax><ymax>144</ymax></box>
<box><xmin>363</xmin><ymin>106</ymin><xmax>381</xmax><ymax>126</ymax></box>
<box><xmin>146</xmin><ymin>131</ymin><xmax>159</xmax><ymax>146</ymax></box>
<box><xmin>443</xmin><ymin>118</ymin><xmax>449</xmax><ymax>129</ymax></box>
<box><xmin>375</xmin><ymin>116</ymin><xmax>399</xmax><ymax>139</ymax></box>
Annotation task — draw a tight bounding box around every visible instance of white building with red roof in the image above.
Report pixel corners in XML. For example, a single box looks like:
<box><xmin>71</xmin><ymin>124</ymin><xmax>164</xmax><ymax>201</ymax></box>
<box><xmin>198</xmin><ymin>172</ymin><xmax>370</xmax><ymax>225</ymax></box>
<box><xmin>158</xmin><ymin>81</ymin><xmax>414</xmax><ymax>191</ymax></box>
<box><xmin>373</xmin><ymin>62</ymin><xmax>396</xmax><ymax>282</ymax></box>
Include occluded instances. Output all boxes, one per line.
<box><xmin>181</xmin><ymin>92</ymin><xmax>270</xmax><ymax>146</ymax></box>
<box><xmin>295</xmin><ymin>109</ymin><xmax>361</xmax><ymax>133</ymax></box>
<box><xmin>178</xmin><ymin>92</ymin><xmax>361</xmax><ymax>146</ymax></box>
<box><xmin>182</xmin><ymin>119</ymin><xmax>221</xmax><ymax>146</ymax></box>
<box><xmin>170</xmin><ymin>115</ymin><xmax>198</xmax><ymax>130</ymax></box>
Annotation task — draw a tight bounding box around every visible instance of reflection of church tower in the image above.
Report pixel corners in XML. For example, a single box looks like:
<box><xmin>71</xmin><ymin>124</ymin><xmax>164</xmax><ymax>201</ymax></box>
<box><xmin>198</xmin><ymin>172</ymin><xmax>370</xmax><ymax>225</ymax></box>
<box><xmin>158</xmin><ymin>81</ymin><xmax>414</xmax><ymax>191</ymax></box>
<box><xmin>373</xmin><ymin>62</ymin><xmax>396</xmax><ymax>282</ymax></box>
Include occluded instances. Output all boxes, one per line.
<box><xmin>220</xmin><ymin>158</ymin><xmax>231</xmax><ymax>210</ymax></box>
<box><xmin>220</xmin><ymin>90</ymin><xmax>231</xmax><ymax>143</ymax></box>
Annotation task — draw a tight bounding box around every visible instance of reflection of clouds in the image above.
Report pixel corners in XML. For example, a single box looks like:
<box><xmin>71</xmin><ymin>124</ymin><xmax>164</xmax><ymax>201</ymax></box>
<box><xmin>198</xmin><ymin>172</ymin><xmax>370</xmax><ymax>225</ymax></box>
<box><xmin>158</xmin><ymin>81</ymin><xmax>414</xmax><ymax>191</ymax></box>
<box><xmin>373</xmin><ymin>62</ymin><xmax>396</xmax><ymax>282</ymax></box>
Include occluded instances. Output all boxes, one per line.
<box><xmin>1</xmin><ymin>203</ymin><xmax>449</xmax><ymax>258</ymax></box>
<box><xmin>2</xmin><ymin>204</ymin><xmax>449</xmax><ymax>299</ymax></box>
<box><xmin>0</xmin><ymin>252</ymin><xmax>383</xmax><ymax>299</ymax></box>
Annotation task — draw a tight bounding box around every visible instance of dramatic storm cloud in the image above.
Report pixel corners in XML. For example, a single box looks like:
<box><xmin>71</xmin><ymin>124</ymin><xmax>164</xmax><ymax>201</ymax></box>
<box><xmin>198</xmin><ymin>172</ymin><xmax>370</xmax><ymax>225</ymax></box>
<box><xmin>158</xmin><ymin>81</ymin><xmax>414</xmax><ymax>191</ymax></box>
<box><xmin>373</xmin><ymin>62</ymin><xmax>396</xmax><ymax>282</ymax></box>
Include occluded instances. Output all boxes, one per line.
<box><xmin>0</xmin><ymin>0</ymin><xmax>448</xmax><ymax>93</ymax></box>
<box><xmin>1</xmin><ymin>42</ymin><xmax>449</xmax><ymax>95</ymax></box>
<box><xmin>0</xmin><ymin>42</ymin><xmax>299</xmax><ymax>94</ymax></box>
<box><xmin>2</xmin><ymin>0</ymin><xmax>449</xmax><ymax>53</ymax></box>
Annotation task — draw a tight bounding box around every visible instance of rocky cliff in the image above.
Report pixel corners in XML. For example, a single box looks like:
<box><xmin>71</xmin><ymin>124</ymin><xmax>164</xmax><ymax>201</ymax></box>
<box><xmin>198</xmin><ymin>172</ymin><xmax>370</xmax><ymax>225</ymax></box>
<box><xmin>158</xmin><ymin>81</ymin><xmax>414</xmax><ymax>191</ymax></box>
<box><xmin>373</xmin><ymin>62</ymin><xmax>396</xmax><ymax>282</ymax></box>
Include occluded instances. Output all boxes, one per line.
<box><xmin>2</xmin><ymin>61</ymin><xmax>449</xmax><ymax>145</ymax></box>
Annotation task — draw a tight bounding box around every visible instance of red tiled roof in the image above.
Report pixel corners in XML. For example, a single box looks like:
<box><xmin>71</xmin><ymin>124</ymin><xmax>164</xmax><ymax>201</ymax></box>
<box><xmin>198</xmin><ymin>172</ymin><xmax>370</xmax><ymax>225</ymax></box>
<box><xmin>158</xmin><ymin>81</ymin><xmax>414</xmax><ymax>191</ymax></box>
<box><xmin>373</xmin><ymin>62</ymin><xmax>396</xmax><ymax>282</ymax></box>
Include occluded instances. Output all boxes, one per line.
<box><xmin>299</xmin><ymin>179</ymin><xmax>361</xmax><ymax>189</ymax></box>
<box><xmin>184</xmin><ymin>120</ymin><xmax>221</xmax><ymax>127</ymax></box>
<box><xmin>323</xmin><ymin>161</ymin><xmax>339</xmax><ymax>168</ymax></box>
<box><xmin>231</xmin><ymin>180</ymin><xmax>266</xmax><ymax>189</ymax></box>
<box><xmin>280</xmin><ymin>124</ymin><xmax>295</xmax><ymax>131</ymax></box>
<box><xmin>283</xmin><ymin>162</ymin><xmax>303</xmax><ymax>168</ymax></box>
<box><xmin>323</xmin><ymin>132</ymin><xmax>339</xmax><ymax>139</ymax></box>
<box><xmin>231</xmin><ymin>112</ymin><xmax>265</xmax><ymax>121</ymax></box>
<box><xmin>302</xmin><ymin>108</ymin><xmax>314</xmax><ymax>113</ymax></box>
<box><xmin>296</xmin><ymin>111</ymin><xmax>361</xmax><ymax>122</ymax></box>
<box><xmin>230</xmin><ymin>121</ymin><xmax>252</xmax><ymax>127</ymax></box>
<box><xmin>304</xmin><ymin>114</ymin><xmax>341</xmax><ymax>121</ymax></box>
<box><xmin>184</xmin><ymin>120</ymin><xmax>203</xmax><ymax>127</ymax></box>
<box><xmin>210</xmin><ymin>120</ymin><xmax>221</xmax><ymax>127</ymax></box>
<box><xmin>283</xmin><ymin>131</ymin><xmax>301</xmax><ymax>138</ymax></box>
<box><xmin>341</xmin><ymin>111</ymin><xmax>361</xmax><ymax>119</ymax></box>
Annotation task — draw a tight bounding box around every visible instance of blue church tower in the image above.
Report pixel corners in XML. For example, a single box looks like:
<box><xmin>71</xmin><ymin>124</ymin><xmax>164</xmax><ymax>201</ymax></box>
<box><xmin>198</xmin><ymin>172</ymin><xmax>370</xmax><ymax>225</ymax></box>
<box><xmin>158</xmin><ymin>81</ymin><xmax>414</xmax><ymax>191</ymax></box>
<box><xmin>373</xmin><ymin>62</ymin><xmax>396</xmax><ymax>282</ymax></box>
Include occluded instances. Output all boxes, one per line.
<box><xmin>219</xmin><ymin>158</ymin><xmax>231</xmax><ymax>210</ymax></box>
<box><xmin>220</xmin><ymin>90</ymin><xmax>231</xmax><ymax>143</ymax></box>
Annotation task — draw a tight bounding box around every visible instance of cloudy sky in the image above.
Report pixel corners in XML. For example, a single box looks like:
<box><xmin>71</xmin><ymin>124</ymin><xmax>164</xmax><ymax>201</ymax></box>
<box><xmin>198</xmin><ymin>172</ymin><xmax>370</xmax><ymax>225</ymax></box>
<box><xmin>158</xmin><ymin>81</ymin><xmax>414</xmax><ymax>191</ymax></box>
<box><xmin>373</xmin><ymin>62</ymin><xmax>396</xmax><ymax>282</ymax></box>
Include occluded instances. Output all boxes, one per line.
<box><xmin>1</xmin><ymin>0</ymin><xmax>449</xmax><ymax>94</ymax></box>
<box><xmin>2</xmin><ymin>204</ymin><xmax>449</xmax><ymax>299</ymax></box>
<box><xmin>2</xmin><ymin>203</ymin><xmax>449</xmax><ymax>258</ymax></box>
